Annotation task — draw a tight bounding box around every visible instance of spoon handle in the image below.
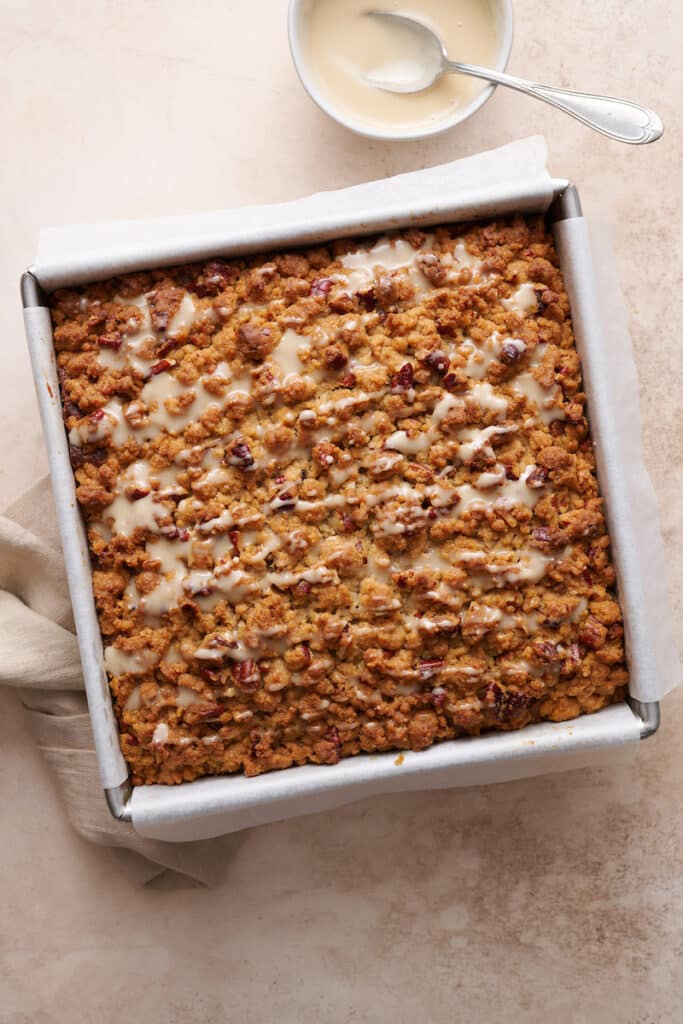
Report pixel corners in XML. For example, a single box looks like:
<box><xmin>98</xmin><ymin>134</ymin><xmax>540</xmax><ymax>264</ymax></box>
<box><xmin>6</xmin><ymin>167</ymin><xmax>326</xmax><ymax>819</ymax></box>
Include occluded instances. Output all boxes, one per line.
<box><xmin>446</xmin><ymin>61</ymin><xmax>663</xmax><ymax>144</ymax></box>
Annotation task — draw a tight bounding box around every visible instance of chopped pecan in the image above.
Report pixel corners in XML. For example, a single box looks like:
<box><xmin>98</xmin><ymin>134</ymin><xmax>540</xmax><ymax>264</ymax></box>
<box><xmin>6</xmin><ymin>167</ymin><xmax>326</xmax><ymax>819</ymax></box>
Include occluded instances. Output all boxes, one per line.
<box><xmin>340</xmin><ymin>513</ymin><xmax>358</xmax><ymax>533</ymax></box>
<box><xmin>194</xmin><ymin>702</ymin><xmax>226</xmax><ymax>721</ymax></box>
<box><xmin>566</xmin><ymin>642</ymin><xmax>582</xmax><ymax>667</ymax></box>
<box><xmin>423</xmin><ymin>350</ymin><xmax>449</xmax><ymax>376</ymax></box>
<box><xmin>97</xmin><ymin>333</ymin><xmax>122</xmax><ymax>350</ymax></box>
<box><xmin>147</xmin><ymin>358</ymin><xmax>176</xmax><ymax>378</ymax></box>
<box><xmin>530</xmin><ymin>525</ymin><xmax>562</xmax><ymax>550</ymax></box>
<box><xmin>273</xmin><ymin>490</ymin><xmax>296</xmax><ymax>510</ymax></box>
<box><xmin>418</xmin><ymin>659</ymin><xmax>445</xmax><ymax>680</ymax></box>
<box><xmin>358</xmin><ymin>289</ymin><xmax>376</xmax><ymax>311</ymax></box>
<box><xmin>126</xmin><ymin>486</ymin><xmax>150</xmax><ymax>502</ymax></box>
<box><xmin>579</xmin><ymin>614</ymin><xmax>608</xmax><ymax>650</ymax></box>
<box><xmin>442</xmin><ymin>370</ymin><xmax>467</xmax><ymax>392</ymax></box>
<box><xmin>194</xmin><ymin>260</ymin><xmax>236</xmax><ymax>296</ymax></box>
<box><xmin>500</xmin><ymin>342</ymin><xmax>523</xmax><ymax>365</ymax></box>
<box><xmin>310</xmin><ymin>277</ymin><xmax>333</xmax><ymax>298</ymax></box>
<box><xmin>525</xmin><ymin>465</ymin><xmax>549</xmax><ymax>488</ymax></box>
<box><xmin>415</xmin><ymin>251</ymin><xmax>448</xmax><ymax>286</ymax></box>
<box><xmin>68</xmin><ymin>444</ymin><xmax>107</xmax><ymax>469</ymax></box>
<box><xmin>233</xmin><ymin>659</ymin><xmax>261</xmax><ymax>693</ymax></box>
<box><xmin>147</xmin><ymin>285</ymin><xmax>184</xmax><ymax>332</ymax></box>
<box><xmin>323</xmin><ymin>345</ymin><xmax>348</xmax><ymax>371</ymax></box>
<box><xmin>391</xmin><ymin>363</ymin><xmax>414</xmax><ymax>391</ymax></box>
<box><xmin>237</xmin><ymin>323</ymin><xmax>273</xmax><ymax>361</ymax></box>
<box><xmin>531</xmin><ymin>639</ymin><xmax>563</xmax><ymax>663</ymax></box>
<box><xmin>198</xmin><ymin>665</ymin><xmax>222</xmax><ymax>684</ymax></box>
<box><xmin>312</xmin><ymin>440</ymin><xmax>338</xmax><ymax>468</ymax></box>
<box><xmin>226</xmin><ymin>441</ymin><xmax>255</xmax><ymax>470</ymax></box>
<box><xmin>374</xmin><ymin>273</ymin><xmax>402</xmax><ymax>307</ymax></box>
<box><xmin>484</xmin><ymin>682</ymin><xmax>531</xmax><ymax>719</ymax></box>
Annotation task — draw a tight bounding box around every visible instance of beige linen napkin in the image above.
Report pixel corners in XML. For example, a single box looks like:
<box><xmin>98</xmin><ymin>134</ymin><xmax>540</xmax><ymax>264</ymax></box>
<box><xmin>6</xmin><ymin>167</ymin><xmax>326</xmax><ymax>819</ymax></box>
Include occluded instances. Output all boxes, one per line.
<box><xmin>0</xmin><ymin>476</ymin><xmax>232</xmax><ymax>886</ymax></box>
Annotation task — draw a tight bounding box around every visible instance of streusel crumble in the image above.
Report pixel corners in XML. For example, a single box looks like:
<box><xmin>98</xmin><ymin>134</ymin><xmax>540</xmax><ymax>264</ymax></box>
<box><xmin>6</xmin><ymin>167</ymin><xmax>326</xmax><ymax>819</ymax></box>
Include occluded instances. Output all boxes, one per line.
<box><xmin>51</xmin><ymin>216</ymin><xmax>628</xmax><ymax>783</ymax></box>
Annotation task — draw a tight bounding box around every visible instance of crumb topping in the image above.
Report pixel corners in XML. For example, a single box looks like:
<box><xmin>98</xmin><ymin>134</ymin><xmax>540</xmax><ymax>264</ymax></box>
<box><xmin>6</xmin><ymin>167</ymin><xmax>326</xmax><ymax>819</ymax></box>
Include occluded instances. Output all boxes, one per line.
<box><xmin>51</xmin><ymin>216</ymin><xmax>627</xmax><ymax>783</ymax></box>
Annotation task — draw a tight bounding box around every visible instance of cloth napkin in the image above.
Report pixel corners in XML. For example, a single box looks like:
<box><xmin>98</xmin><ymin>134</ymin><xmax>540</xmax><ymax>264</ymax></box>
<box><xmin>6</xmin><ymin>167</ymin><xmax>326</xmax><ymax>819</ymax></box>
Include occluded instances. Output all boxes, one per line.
<box><xmin>0</xmin><ymin>476</ymin><xmax>233</xmax><ymax>886</ymax></box>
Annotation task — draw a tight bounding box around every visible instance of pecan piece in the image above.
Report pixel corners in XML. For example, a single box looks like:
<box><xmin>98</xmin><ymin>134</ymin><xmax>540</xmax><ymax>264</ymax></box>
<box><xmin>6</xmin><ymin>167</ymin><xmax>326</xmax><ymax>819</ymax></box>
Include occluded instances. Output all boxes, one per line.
<box><xmin>500</xmin><ymin>342</ymin><xmax>523</xmax><ymax>365</ymax></box>
<box><xmin>579</xmin><ymin>614</ymin><xmax>608</xmax><ymax>650</ymax></box>
<box><xmin>126</xmin><ymin>486</ymin><xmax>151</xmax><ymax>502</ymax></box>
<box><xmin>97</xmin><ymin>333</ymin><xmax>122</xmax><ymax>350</ymax></box>
<box><xmin>531</xmin><ymin>639</ymin><xmax>563</xmax><ymax>663</ymax></box>
<box><xmin>198</xmin><ymin>665</ymin><xmax>222</xmax><ymax>684</ymax></box>
<box><xmin>194</xmin><ymin>702</ymin><xmax>226</xmax><ymax>721</ymax></box>
<box><xmin>233</xmin><ymin>659</ymin><xmax>261</xmax><ymax>693</ymax></box>
<box><xmin>237</xmin><ymin>323</ymin><xmax>273</xmax><ymax>361</ymax></box>
<box><xmin>423</xmin><ymin>350</ymin><xmax>449</xmax><ymax>376</ymax></box>
<box><xmin>147</xmin><ymin>285</ymin><xmax>184</xmax><ymax>332</ymax></box>
<box><xmin>484</xmin><ymin>682</ymin><xmax>531</xmax><ymax>719</ymax></box>
<box><xmin>310</xmin><ymin>277</ymin><xmax>333</xmax><ymax>298</ymax></box>
<box><xmin>323</xmin><ymin>345</ymin><xmax>348</xmax><ymax>371</ymax></box>
<box><xmin>418</xmin><ymin>659</ymin><xmax>445</xmax><ymax>680</ymax></box>
<box><xmin>68</xmin><ymin>444</ymin><xmax>107</xmax><ymax>469</ymax></box>
<box><xmin>442</xmin><ymin>370</ymin><xmax>467</xmax><ymax>393</ymax></box>
<box><xmin>415</xmin><ymin>251</ymin><xmax>448</xmax><ymax>286</ymax></box>
<box><xmin>391</xmin><ymin>362</ymin><xmax>414</xmax><ymax>391</ymax></box>
<box><xmin>226</xmin><ymin>441</ymin><xmax>255</xmax><ymax>470</ymax></box>
<box><xmin>525</xmin><ymin>465</ymin><xmax>549</xmax><ymax>488</ymax></box>
<box><xmin>358</xmin><ymin>289</ymin><xmax>376</xmax><ymax>311</ymax></box>
<box><xmin>375</xmin><ymin>273</ymin><xmax>401</xmax><ymax>307</ymax></box>
<box><xmin>146</xmin><ymin>358</ymin><xmax>176</xmax><ymax>378</ymax></box>
<box><xmin>194</xmin><ymin>260</ymin><xmax>236</xmax><ymax>296</ymax></box>
<box><xmin>340</xmin><ymin>513</ymin><xmax>358</xmax><ymax>533</ymax></box>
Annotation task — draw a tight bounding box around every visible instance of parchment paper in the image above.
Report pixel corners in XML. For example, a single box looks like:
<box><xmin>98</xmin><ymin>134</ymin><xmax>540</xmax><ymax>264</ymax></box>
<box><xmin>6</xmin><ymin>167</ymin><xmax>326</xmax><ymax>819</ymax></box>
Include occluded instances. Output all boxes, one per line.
<box><xmin>555</xmin><ymin>219</ymin><xmax>681</xmax><ymax>701</ymax></box>
<box><xmin>34</xmin><ymin>136</ymin><xmax>553</xmax><ymax>289</ymax></box>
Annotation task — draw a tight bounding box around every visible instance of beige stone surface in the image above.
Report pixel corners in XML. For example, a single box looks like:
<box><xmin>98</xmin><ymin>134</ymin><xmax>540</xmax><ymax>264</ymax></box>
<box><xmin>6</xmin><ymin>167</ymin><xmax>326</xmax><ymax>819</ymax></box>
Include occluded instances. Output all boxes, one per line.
<box><xmin>1</xmin><ymin>1</ymin><xmax>682</xmax><ymax>1020</ymax></box>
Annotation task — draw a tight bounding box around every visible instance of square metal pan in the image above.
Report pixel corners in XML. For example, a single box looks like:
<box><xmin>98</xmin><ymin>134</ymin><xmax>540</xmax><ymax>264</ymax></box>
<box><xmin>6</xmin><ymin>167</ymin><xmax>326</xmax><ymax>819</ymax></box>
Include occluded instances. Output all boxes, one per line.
<box><xmin>21</xmin><ymin>180</ymin><xmax>660</xmax><ymax>842</ymax></box>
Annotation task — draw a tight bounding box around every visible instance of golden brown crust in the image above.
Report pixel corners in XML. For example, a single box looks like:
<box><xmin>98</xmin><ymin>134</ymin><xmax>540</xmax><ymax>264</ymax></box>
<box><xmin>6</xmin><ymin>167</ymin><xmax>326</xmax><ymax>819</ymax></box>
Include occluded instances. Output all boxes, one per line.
<box><xmin>51</xmin><ymin>215</ymin><xmax>627</xmax><ymax>784</ymax></box>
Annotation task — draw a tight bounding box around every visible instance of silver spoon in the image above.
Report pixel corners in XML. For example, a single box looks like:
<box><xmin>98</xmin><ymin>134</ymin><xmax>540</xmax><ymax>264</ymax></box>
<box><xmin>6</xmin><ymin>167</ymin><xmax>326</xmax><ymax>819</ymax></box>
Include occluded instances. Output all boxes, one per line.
<box><xmin>364</xmin><ymin>11</ymin><xmax>663</xmax><ymax>144</ymax></box>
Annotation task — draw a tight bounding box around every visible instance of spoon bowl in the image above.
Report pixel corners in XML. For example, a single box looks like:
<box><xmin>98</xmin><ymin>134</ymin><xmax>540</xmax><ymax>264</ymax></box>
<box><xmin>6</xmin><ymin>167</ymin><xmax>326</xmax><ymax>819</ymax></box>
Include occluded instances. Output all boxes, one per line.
<box><xmin>287</xmin><ymin>0</ymin><xmax>514</xmax><ymax>141</ymax></box>
<box><xmin>364</xmin><ymin>9</ymin><xmax>663</xmax><ymax>144</ymax></box>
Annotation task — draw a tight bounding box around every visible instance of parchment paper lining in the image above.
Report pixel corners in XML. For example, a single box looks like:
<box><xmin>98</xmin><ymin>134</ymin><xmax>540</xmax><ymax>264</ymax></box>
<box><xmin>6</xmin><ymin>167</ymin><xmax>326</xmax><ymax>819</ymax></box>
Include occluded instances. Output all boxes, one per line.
<box><xmin>34</xmin><ymin>137</ymin><xmax>552</xmax><ymax>289</ymax></box>
<box><xmin>555</xmin><ymin>219</ymin><xmax>680</xmax><ymax>701</ymax></box>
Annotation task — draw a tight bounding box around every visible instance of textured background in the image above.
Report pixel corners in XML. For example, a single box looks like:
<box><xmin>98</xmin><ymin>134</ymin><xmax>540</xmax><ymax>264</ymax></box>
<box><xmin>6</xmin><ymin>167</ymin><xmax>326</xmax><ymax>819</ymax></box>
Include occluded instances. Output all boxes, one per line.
<box><xmin>2</xmin><ymin>1</ymin><xmax>681</xmax><ymax>1021</ymax></box>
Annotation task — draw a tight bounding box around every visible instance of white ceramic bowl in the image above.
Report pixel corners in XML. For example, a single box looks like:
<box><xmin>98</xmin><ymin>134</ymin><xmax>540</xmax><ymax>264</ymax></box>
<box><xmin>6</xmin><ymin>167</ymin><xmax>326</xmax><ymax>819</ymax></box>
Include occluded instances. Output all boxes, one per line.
<box><xmin>288</xmin><ymin>0</ymin><xmax>514</xmax><ymax>141</ymax></box>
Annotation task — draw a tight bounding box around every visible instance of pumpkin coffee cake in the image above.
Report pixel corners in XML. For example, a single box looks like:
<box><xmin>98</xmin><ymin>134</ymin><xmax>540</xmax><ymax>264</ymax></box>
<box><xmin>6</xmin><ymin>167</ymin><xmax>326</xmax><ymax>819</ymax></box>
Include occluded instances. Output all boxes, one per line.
<box><xmin>51</xmin><ymin>215</ymin><xmax>628</xmax><ymax>784</ymax></box>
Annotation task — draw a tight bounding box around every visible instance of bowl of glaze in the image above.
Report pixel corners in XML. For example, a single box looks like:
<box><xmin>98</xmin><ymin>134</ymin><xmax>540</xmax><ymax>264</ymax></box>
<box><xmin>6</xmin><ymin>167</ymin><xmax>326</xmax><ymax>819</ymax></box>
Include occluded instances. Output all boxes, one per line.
<box><xmin>288</xmin><ymin>0</ymin><xmax>514</xmax><ymax>141</ymax></box>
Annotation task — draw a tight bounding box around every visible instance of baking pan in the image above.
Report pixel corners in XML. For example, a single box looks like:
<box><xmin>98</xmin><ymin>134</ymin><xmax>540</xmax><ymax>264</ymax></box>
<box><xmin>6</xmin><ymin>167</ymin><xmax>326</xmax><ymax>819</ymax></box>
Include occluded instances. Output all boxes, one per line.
<box><xmin>21</xmin><ymin>179</ymin><xmax>662</xmax><ymax>842</ymax></box>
